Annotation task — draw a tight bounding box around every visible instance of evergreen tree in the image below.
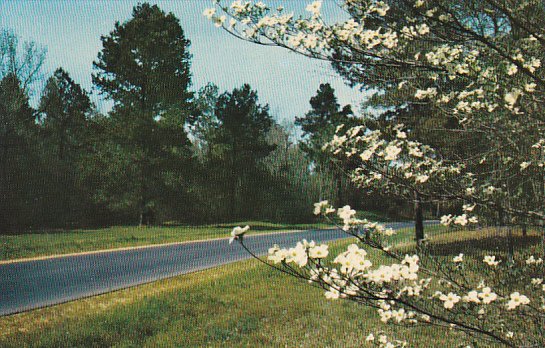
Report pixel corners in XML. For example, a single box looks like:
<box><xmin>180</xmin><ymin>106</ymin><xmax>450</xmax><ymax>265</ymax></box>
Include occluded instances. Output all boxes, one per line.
<box><xmin>39</xmin><ymin>68</ymin><xmax>91</xmax><ymax>160</ymax></box>
<box><xmin>212</xmin><ymin>84</ymin><xmax>275</xmax><ymax>219</ymax></box>
<box><xmin>262</xmin><ymin>124</ymin><xmax>334</xmax><ymax>222</ymax></box>
<box><xmin>0</xmin><ymin>74</ymin><xmax>38</xmax><ymax>230</ymax></box>
<box><xmin>189</xmin><ymin>83</ymin><xmax>220</xmax><ymax>161</ymax></box>
<box><xmin>296</xmin><ymin>83</ymin><xmax>355</xmax><ymax>206</ymax></box>
<box><xmin>91</xmin><ymin>3</ymin><xmax>193</xmax><ymax>225</ymax></box>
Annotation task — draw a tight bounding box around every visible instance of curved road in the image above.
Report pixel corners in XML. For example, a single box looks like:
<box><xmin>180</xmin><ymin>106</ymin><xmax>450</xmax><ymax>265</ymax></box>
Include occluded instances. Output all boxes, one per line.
<box><xmin>0</xmin><ymin>222</ymin><xmax>417</xmax><ymax>316</ymax></box>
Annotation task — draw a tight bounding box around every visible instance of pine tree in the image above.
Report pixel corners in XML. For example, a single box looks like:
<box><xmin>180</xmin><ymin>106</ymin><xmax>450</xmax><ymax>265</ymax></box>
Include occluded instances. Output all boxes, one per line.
<box><xmin>91</xmin><ymin>3</ymin><xmax>193</xmax><ymax>225</ymax></box>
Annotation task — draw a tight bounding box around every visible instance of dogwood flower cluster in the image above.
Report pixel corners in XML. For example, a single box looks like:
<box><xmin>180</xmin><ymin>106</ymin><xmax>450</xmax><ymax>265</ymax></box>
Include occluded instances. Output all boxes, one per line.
<box><xmin>323</xmin><ymin>123</ymin><xmax>461</xmax><ymax>186</ymax></box>
<box><xmin>313</xmin><ymin>200</ymin><xmax>335</xmax><ymax>215</ymax></box>
<box><xmin>203</xmin><ymin>0</ymin><xmax>420</xmax><ymax>60</ymax></box>
<box><xmin>229</xmin><ymin>225</ymin><xmax>250</xmax><ymax>244</ymax></box>
<box><xmin>206</xmin><ymin>1</ymin><xmax>542</xmax><ymax>122</ymax></box>
<box><xmin>213</xmin><ymin>1</ymin><xmax>545</xmax><ymax>346</ymax></box>
<box><xmin>323</xmin><ymin>117</ymin><xmax>545</xmax><ymax>227</ymax></box>
<box><xmin>207</xmin><ymin>0</ymin><xmax>545</xmax><ymax>228</ymax></box>
<box><xmin>365</xmin><ymin>332</ymin><xmax>408</xmax><ymax>348</ymax></box>
<box><xmin>483</xmin><ymin>255</ymin><xmax>501</xmax><ymax>267</ymax></box>
<box><xmin>268</xmin><ymin>239</ymin><xmax>329</xmax><ymax>266</ymax></box>
<box><xmin>230</xmin><ymin>202</ymin><xmax>545</xmax><ymax>346</ymax></box>
<box><xmin>506</xmin><ymin>292</ymin><xmax>530</xmax><ymax>310</ymax></box>
<box><xmin>322</xmin><ymin>122</ymin><xmax>483</xmax><ymax>227</ymax></box>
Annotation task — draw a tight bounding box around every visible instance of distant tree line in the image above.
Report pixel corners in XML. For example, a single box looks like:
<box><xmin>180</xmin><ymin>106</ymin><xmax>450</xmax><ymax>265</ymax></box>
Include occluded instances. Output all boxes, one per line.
<box><xmin>0</xmin><ymin>3</ymin><xmax>405</xmax><ymax>233</ymax></box>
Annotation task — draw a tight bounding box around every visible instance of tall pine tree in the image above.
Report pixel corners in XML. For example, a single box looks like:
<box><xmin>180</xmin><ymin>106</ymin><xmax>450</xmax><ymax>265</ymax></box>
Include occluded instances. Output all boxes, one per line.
<box><xmin>39</xmin><ymin>68</ymin><xmax>91</xmax><ymax>160</ymax></box>
<box><xmin>296</xmin><ymin>83</ymin><xmax>354</xmax><ymax>206</ymax></box>
<box><xmin>91</xmin><ymin>3</ymin><xmax>193</xmax><ymax>225</ymax></box>
<box><xmin>212</xmin><ymin>84</ymin><xmax>275</xmax><ymax>220</ymax></box>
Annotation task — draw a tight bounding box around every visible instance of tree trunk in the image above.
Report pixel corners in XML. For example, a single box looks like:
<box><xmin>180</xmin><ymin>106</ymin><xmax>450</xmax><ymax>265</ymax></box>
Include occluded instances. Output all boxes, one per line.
<box><xmin>0</xmin><ymin>139</ymin><xmax>8</xmax><ymax>231</ymax></box>
<box><xmin>336</xmin><ymin>169</ymin><xmax>343</xmax><ymax>207</ymax></box>
<box><xmin>58</xmin><ymin>130</ymin><xmax>66</xmax><ymax>160</ymax></box>
<box><xmin>507</xmin><ymin>227</ymin><xmax>514</xmax><ymax>264</ymax></box>
<box><xmin>138</xmin><ymin>209</ymin><xmax>144</xmax><ymax>227</ymax></box>
<box><xmin>414</xmin><ymin>191</ymin><xmax>424</xmax><ymax>245</ymax></box>
<box><xmin>497</xmin><ymin>207</ymin><xmax>504</xmax><ymax>227</ymax></box>
<box><xmin>138</xmin><ymin>195</ymin><xmax>145</xmax><ymax>227</ymax></box>
<box><xmin>138</xmin><ymin>163</ymin><xmax>146</xmax><ymax>227</ymax></box>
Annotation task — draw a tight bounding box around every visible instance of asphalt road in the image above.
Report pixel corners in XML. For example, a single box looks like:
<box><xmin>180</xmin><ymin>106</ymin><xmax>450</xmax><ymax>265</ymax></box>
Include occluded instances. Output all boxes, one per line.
<box><xmin>0</xmin><ymin>222</ymin><xmax>417</xmax><ymax>316</ymax></box>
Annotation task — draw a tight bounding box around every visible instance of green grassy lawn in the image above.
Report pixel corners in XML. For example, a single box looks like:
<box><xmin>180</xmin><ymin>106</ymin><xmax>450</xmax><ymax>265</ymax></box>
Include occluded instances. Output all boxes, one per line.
<box><xmin>0</xmin><ymin>221</ymin><xmax>332</xmax><ymax>262</ymax></box>
<box><xmin>1</xmin><ymin>224</ymin><xmax>518</xmax><ymax>347</ymax></box>
<box><xmin>0</xmin><ymin>238</ymin><xmax>440</xmax><ymax>347</ymax></box>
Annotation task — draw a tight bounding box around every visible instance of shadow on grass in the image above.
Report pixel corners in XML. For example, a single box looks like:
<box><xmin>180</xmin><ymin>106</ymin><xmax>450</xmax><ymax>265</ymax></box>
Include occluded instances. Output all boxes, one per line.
<box><xmin>428</xmin><ymin>233</ymin><xmax>542</xmax><ymax>256</ymax></box>
<box><xmin>7</xmin><ymin>222</ymin><xmax>327</xmax><ymax>236</ymax></box>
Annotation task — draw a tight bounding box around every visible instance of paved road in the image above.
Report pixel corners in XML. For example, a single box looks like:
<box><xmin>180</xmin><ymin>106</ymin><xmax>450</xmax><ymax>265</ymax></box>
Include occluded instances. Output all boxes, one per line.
<box><xmin>0</xmin><ymin>222</ymin><xmax>418</xmax><ymax>316</ymax></box>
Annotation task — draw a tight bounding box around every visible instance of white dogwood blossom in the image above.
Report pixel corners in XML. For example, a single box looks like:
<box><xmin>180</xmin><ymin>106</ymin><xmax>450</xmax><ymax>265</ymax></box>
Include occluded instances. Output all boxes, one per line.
<box><xmin>229</xmin><ymin>225</ymin><xmax>250</xmax><ymax>244</ymax></box>
<box><xmin>483</xmin><ymin>255</ymin><xmax>501</xmax><ymax>267</ymax></box>
<box><xmin>479</xmin><ymin>287</ymin><xmax>498</xmax><ymax>305</ymax></box>
<box><xmin>305</xmin><ymin>1</ymin><xmax>322</xmax><ymax>17</ymax></box>
<box><xmin>452</xmin><ymin>253</ymin><xmax>464</xmax><ymax>263</ymax></box>
<box><xmin>313</xmin><ymin>200</ymin><xmax>335</xmax><ymax>215</ymax></box>
<box><xmin>309</xmin><ymin>244</ymin><xmax>329</xmax><ymax>259</ymax></box>
<box><xmin>439</xmin><ymin>292</ymin><xmax>461</xmax><ymax>309</ymax></box>
<box><xmin>506</xmin><ymin>292</ymin><xmax>530</xmax><ymax>310</ymax></box>
<box><xmin>463</xmin><ymin>291</ymin><xmax>480</xmax><ymax>304</ymax></box>
<box><xmin>213</xmin><ymin>1</ymin><xmax>545</xmax><ymax>345</ymax></box>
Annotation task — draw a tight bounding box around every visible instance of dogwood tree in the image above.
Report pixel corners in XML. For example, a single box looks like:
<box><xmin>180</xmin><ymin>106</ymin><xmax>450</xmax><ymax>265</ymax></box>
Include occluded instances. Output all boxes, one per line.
<box><xmin>230</xmin><ymin>205</ymin><xmax>544</xmax><ymax>347</ymax></box>
<box><xmin>208</xmin><ymin>0</ymin><xmax>545</xmax><ymax>346</ymax></box>
<box><xmin>206</xmin><ymin>0</ymin><xmax>545</xmax><ymax>231</ymax></box>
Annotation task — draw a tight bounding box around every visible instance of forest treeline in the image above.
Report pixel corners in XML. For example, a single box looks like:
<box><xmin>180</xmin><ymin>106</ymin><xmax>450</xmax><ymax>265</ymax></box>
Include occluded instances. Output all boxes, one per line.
<box><xmin>0</xmin><ymin>4</ymin><xmax>406</xmax><ymax>232</ymax></box>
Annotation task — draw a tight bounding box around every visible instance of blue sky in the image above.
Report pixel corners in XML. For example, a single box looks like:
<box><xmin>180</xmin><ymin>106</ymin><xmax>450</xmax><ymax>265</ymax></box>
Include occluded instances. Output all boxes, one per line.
<box><xmin>1</xmin><ymin>0</ymin><xmax>365</xmax><ymax>124</ymax></box>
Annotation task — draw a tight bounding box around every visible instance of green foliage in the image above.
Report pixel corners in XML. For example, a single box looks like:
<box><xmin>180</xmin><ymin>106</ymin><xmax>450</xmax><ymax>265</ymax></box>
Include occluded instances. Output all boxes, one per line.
<box><xmin>199</xmin><ymin>84</ymin><xmax>276</xmax><ymax>220</ymax></box>
<box><xmin>0</xmin><ymin>74</ymin><xmax>35</xmax><ymax>137</ymax></box>
<box><xmin>39</xmin><ymin>67</ymin><xmax>92</xmax><ymax>159</ymax></box>
<box><xmin>1</xmin><ymin>229</ymin><xmax>507</xmax><ymax>348</ymax></box>
<box><xmin>261</xmin><ymin>124</ymin><xmax>333</xmax><ymax>222</ymax></box>
<box><xmin>213</xmin><ymin>83</ymin><xmax>275</xmax><ymax>166</ymax></box>
<box><xmin>189</xmin><ymin>83</ymin><xmax>220</xmax><ymax>158</ymax></box>
<box><xmin>92</xmin><ymin>3</ymin><xmax>192</xmax><ymax>111</ymax></box>
<box><xmin>295</xmin><ymin>83</ymin><xmax>369</xmax><ymax>210</ymax></box>
<box><xmin>187</xmin><ymin>83</ymin><xmax>336</xmax><ymax>223</ymax></box>
<box><xmin>90</xmin><ymin>3</ymin><xmax>193</xmax><ymax>225</ymax></box>
<box><xmin>0</xmin><ymin>4</ymin><xmax>393</xmax><ymax>231</ymax></box>
<box><xmin>0</xmin><ymin>74</ymin><xmax>38</xmax><ymax>230</ymax></box>
<box><xmin>296</xmin><ymin>83</ymin><xmax>353</xmax><ymax>167</ymax></box>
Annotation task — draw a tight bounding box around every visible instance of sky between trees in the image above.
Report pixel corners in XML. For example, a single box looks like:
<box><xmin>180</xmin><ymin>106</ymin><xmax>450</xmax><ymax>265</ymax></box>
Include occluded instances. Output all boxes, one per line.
<box><xmin>0</xmin><ymin>0</ymin><xmax>365</xmax><ymax>124</ymax></box>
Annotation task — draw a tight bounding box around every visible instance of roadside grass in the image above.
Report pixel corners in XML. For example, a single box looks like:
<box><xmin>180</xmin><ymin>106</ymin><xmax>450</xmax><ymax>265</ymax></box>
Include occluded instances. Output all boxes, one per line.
<box><xmin>1</xmin><ymin>225</ymin><xmax>533</xmax><ymax>347</ymax></box>
<box><xmin>0</xmin><ymin>221</ymin><xmax>332</xmax><ymax>262</ymax></box>
<box><xmin>355</xmin><ymin>210</ymin><xmax>404</xmax><ymax>222</ymax></box>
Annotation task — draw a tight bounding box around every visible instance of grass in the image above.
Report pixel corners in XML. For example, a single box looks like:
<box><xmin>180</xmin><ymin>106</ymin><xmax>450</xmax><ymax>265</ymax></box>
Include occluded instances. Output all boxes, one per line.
<box><xmin>355</xmin><ymin>210</ymin><xmax>405</xmax><ymax>222</ymax></box>
<box><xmin>0</xmin><ymin>221</ymin><xmax>332</xmax><ymax>262</ymax></box>
<box><xmin>1</xmin><ymin>224</ymin><xmax>519</xmax><ymax>347</ymax></box>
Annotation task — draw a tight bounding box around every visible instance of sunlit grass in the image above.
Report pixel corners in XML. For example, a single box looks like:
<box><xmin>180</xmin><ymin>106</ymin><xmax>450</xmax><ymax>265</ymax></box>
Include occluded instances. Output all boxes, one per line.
<box><xmin>0</xmin><ymin>241</ymin><xmax>448</xmax><ymax>347</ymax></box>
<box><xmin>1</xmin><ymin>225</ymin><xmax>530</xmax><ymax>347</ymax></box>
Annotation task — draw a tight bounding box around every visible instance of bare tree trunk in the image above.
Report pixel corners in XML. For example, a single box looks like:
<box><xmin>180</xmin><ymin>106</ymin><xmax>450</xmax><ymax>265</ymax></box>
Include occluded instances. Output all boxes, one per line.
<box><xmin>497</xmin><ymin>207</ymin><xmax>504</xmax><ymax>227</ymax></box>
<box><xmin>336</xmin><ymin>169</ymin><xmax>343</xmax><ymax>207</ymax></box>
<box><xmin>138</xmin><ymin>196</ymin><xmax>145</xmax><ymax>227</ymax></box>
<box><xmin>507</xmin><ymin>227</ymin><xmax>514</xmax><ymax>264</ymax></box>
<box><xmin>138</xmin><ymin>163</ymin><xmax>145</xmax><ymax>227</ymax></box>
<box><xmin>414</xmin><ymin>191</ymin><xmax>424</xmax><ymax>245</ymax></box>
